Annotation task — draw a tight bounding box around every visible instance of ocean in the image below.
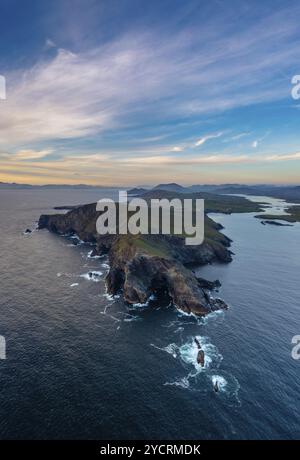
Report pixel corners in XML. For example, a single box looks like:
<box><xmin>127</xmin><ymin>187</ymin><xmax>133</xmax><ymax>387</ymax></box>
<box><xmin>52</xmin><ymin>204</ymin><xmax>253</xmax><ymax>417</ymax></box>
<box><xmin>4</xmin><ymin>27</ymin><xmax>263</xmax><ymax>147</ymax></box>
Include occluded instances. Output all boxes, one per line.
<box><xmin>0</xmin><ymin>189</ymin><xmax>300</xmax><ymax>439</ymax></box>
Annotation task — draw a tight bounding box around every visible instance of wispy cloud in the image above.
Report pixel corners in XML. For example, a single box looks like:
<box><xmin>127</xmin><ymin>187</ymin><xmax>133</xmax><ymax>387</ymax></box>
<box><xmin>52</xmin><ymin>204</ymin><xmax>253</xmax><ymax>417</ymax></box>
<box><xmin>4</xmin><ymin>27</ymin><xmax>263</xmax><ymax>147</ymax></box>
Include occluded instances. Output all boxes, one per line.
<box><xmin>226</xmin><ymin>132</ymin><xmax>251</xmax><ymax>142</ymax></box>
<box><xmin>265</xmin><ymin>152</ymin><xmax>300</xmax><ymax>161</ymax></box>
<box><xmin>13</xmin><ymin>149</ymin><xmax>53</xmax><ymax>160</ymax></box>
<box><xmin>1</xmin><ymin>2</ymin><xmax>300</xmax><ymax>184</ymax></box>
<box><xmin>1</xmin><ymin>3</ymin><xmax>299</xmax><ymax>151</ymax></box>
<box><xmin>0</xmin><ymin>148</ymin><xmax>299</xmax><ymax>186</ymax></box>
<box><xmin>252</xmin><ymin>131</ymin><xmax>271</xmax><ymax>149</ymax></box>
<box><xmin>45</xmin><ymin>39</ymin><xmax>56</xmax><ymax>49</ymax></box>
<box><xmin>195</xmin><ymin>132</ymin><xmax>223</xmax><ymax>147</ymax></box>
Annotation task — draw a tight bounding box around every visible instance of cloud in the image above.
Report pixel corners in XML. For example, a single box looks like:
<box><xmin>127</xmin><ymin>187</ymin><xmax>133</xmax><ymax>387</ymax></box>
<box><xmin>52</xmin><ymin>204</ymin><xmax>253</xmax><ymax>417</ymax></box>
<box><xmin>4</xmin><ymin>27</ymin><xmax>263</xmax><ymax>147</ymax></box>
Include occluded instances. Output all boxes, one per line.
<box><xmin>118</xmin><ymin>150</ymin><xmax>300</xmax><ymax>166</ymax></box>
<box><xmin>171</xmin><ymin>146</ymin><xmax>184</xmax><ymax>152</ymax></box>
<box><xmin>45</xmin><ymin>39</ymin><xmax>56</xmax><ymax>49</ymax></box>
<box><xmin>1</xmin><ymin>3</ymin><xmax>300</xmax><ymax>151</ymax></box>
<box><xmin>0</xmin><ymin>148</ymin><xmax>53</xmax><ymax>161</ymax></box>
<box><xmin>195</xmin><ymin>132</ymin><xmax>223</xmax><ymax>147</ymax></box>
<box><xmin>1</xmin><ymin>3</ymin><xmax>300</xmax><ymax>188</ymax></box>
<box><xmin>265</xmin><ymin>152</ymin><xmax>300</xmax><ymax>161</ymax></box>
<box><xmin>252</xmin><ymin>131</ymin><xmax>270</xmax><ymax>149</ymax></box>
<box><xmin>120</xmin><ymin>153</ymin><xmax>250</xmax><ymax>165</ymax></box>
<box><xmin>226</xmin><ymin>132</ymin><xmax>251</xmax><ymax>142</ymax></box>
<box><xmin>13</xmin><ymin>149</ymin><xmax>53</xmax><ymax>160</ymax></box>
<box><xmin>1</xmin><ymin>147</ymin><xmax>299</xmax><ymax>187</ymax></box>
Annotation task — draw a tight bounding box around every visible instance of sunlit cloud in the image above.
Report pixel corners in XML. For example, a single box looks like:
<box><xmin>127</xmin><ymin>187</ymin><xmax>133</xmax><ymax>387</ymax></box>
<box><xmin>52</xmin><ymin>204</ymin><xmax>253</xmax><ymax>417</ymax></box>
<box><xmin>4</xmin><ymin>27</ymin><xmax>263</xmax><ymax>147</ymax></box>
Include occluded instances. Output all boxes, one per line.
<box><xmin>1</xmin><ymin>2</ymin><xmax>300</xmax><ymax>185</ymax></box>
<box><xmin>171</xmin><ymin>146</ymin><xmax>184</xmax><ymax>152</ymax></box>
<box><xmin>13</xmin><ymin>149</ymin><xmax>53</xmax><ymax>160</ymax></box>
<box><xmin>1</xmin><ymin>4</ymin><xmax>298</xmax><ymax>150</ymax></box>
<box><xmin>265</xmin><ymin>152</ymin><xmax>300</xmax><ymax>161</ymax></box>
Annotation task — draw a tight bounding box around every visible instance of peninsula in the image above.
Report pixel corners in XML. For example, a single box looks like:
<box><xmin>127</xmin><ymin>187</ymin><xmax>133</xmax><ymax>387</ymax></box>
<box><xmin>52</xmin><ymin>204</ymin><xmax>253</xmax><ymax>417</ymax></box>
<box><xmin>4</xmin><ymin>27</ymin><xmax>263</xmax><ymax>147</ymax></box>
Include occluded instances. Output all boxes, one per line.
<box><xmin>38</xmin><ymin>190</ymin><xmax>262</xmax><ymax>316</ymax></box>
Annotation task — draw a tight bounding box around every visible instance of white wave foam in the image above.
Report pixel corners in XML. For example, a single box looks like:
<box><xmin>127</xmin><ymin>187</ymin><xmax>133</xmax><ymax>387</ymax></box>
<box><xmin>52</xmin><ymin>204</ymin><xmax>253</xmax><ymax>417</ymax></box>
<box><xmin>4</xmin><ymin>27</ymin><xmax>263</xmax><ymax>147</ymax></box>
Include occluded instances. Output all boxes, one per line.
<box><xmin>103</xmin><ymin>292</ymin><xmax>114</xmax><ymax>300</ymax></box>
<box><xmin>150</xmin><ymin>343</ymin><xmax>178</xmax><ymax>358</ymax></box>
<box><xmin>131</xmin><ymin>301</ymin><xmax>149</xmax><ymax>308</ymax></box>
<box><xmin>102</xmin><ymin>291</ymin><xmax>120</xmax><ymax>301</ymax></box>
<box><xmin>56</xmin><ymin>272</ymin><xmax>78</xmax><ymax>279</ymax></box>
<box><xmin>87</xmin><ymin>250</ymin><xmax>102</xmax><ymax>259</ymax></box>
<box><xmin>131</xmin><ymin>294</ymin><xmax>156</xmax><ymax>309</ymax></box>
<box><xmin>179</xmin><ymin>335</ymin><xmax>222</xmax><ymax>372</ymax></box>
<box><xmin>123</xmin><ymin>314</ymin><xmax>141</xmax><ymax>322</ymax></box>
<box><xmin>202</xmin><ymin>309</ymin><xmax>225</xmax><ymax>325</ymax></box>
<box><xmin>211</xmin><ymin>375</ymin><xmax>227</xmax><ymax>392</ymax></box>
<box><xmin>80</xmin><ymin>271</ymin><xmax>103</xmax><ymax>282</ymax></box>
<box><xmin>70</xmin><ymin>283</ymin><xmax>79</xmax><ymax>287</ymax></box>
<box><xmin>70</xmin><ymin>235</ymin><xmax>84</xmax><ymax>244</ymax></box>
<box><xmin>164</xmin><ymin>377</ymin><xmax>190</xmax><ymax>389</ymax></box>
<box><xmin>151</xmin><ymin>336</ymin><xmax>222</xmax><ymax>373</ymax></box>
<box><xmin>207</xmin><ymin>371</ymin><xmax>241</xmax><ymax>405</ymax></box>
<box><xmin>176</xmin><ymin>307</ymin><xmax>199</xmax><ymax>320</ymax></box>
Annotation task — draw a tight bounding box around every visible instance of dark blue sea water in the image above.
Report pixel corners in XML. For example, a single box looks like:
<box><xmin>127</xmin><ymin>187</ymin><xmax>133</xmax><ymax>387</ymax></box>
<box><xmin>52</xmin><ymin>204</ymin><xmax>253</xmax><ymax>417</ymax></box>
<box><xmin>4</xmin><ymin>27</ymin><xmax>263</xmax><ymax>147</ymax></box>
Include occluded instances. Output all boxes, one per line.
<box><xmin>0</xmin><ymin>189</ymin><xmax>300</xmax><ymax>439</ymax></box>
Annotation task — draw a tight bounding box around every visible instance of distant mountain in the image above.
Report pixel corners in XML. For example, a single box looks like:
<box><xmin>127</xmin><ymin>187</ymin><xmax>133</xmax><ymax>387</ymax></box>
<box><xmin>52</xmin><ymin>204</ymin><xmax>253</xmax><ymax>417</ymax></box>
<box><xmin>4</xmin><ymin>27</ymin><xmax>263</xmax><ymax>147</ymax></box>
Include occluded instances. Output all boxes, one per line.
<box><xmin>153</xmin><ymin>183</ymin><xmax>185</xmax><ymax>192</ymax></box>
<box><xmin>133</xmin><ymin>183</ymin><xmax>300</xmax><ymax>203</ymax></box>
<box><xmin>0</xmin><ymin>181</ymin><xmax>34</xmax><ymax>189</ymax></box>
<box><xmin>2</xmin><ymin>181</ymin><xmax>299</xmax><ymax>203</ymax></box>
<box><xmin>0</xmin><ymin>182</ymin><xmax>107</xmax><ymax>190</ymax></box>
<box><xmin>215</xmin><ymin>184</ymin><xmax>300</xmax><ymax>202</ymax></box>
<box><xmin>127</xmin><ymin>187</ymin><xmax>147</xmax><ymax>195</ymax></box>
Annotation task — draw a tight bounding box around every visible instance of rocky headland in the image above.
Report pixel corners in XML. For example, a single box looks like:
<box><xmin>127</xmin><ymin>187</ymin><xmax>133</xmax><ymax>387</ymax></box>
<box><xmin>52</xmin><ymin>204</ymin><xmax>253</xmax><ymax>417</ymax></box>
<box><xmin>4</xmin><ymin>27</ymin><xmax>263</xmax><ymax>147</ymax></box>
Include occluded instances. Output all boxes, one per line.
<box><xmin>38</xmin><ymin>190</ymin><xmax>261</xmax><ymax>316</ymax></box>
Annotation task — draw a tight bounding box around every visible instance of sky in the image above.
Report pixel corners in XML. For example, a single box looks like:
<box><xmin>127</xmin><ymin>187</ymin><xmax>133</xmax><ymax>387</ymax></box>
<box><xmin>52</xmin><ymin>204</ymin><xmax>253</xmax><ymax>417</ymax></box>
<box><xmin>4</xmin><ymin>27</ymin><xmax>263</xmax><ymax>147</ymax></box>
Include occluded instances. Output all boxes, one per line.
<box><xmin>0</xmin><ymin>0</ymin><xmax>300</xmax><ymax>186</ymax></box>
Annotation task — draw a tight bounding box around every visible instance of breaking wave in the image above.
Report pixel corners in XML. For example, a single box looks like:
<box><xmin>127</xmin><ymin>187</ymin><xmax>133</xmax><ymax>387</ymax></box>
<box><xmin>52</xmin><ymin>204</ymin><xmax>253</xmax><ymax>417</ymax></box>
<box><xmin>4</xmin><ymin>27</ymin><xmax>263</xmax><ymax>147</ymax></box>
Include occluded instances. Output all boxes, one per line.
<box><xmin>80</xmin><ymin>271</ymin><xmax>103</xmax><ymax>282</ymax></box>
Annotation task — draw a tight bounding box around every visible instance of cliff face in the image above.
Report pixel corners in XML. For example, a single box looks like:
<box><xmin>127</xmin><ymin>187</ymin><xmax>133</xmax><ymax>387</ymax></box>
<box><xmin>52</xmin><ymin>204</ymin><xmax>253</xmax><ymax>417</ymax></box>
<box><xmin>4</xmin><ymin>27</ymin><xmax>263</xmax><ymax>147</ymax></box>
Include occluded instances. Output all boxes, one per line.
<box><xmin>39</xmin><ymin>201</ymin><xmax>231</xmax><ymax>316</ymax></box>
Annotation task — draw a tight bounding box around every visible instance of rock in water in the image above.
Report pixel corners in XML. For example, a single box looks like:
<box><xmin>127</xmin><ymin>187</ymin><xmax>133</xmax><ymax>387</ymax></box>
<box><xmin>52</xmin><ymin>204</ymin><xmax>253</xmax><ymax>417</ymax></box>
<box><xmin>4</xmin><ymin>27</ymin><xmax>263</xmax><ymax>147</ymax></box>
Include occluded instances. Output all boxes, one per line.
<box><xmin>194</xmin><ymin>337</ymin><xmax>201</xmax><ymax>349</ymax></box>
<box><xmin>194</xmin><ymin>338</ymin><xmax>205</xmax><ymax>367</ymax></box>
<box><xmin>197</xmin><ymin>350</ymin><xmax>205</xmax><ymax>367</ymax></box>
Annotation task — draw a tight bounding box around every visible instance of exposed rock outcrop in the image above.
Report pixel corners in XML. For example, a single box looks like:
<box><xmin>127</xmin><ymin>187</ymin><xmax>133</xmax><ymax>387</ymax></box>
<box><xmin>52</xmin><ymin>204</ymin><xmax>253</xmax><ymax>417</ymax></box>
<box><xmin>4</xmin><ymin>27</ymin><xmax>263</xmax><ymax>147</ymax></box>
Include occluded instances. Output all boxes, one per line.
<box><xmin>195</xmin><ymin>338</ymin><xmax>205</xmax><ymax>367</ymax></box>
